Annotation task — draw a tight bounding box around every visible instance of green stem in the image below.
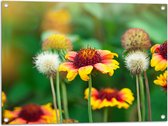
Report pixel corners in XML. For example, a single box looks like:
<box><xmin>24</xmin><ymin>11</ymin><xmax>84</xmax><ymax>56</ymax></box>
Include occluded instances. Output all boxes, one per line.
<box><xmin>139</xmin><ymin>74</ymin><xmax>146</xmax><ymax>121</ymax></box>
<box><xmin>144</xmin><ymin>71</ymin><xmax>152</xmax><ymax>121</ymax></box>
<box><xmin>136</xmin><ymin>75</ymin><xmax>142</xmax><ymax>121</ymax></box>
<box><xmin>49</xmin><ymin>76</ymin><xmax>59</xmax><ymax>123</ymax></box>
<box><xmin>61</xmin><ymin>82</ymin><xmax>69</xmax><ymax>119</ymax></box>
<box><xmin>56</xmin><ymin>71</ymin><xmax>63</xmax><ymax>123</ymax></box>
<box><xmin>103</xmin><ymin>108</ymin><xmax>108</xmax><ymax>122</ymax></box>
<box><xmin>88</xmin><ymin>75</ymin><xmax>93</xmax><ymax>122</ymax></box>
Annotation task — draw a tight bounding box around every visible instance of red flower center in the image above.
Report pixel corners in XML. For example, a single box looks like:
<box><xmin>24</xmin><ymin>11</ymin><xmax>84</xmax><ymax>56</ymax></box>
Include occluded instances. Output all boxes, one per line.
<box><xmin>18</xmin><ymin>104</ymin><xmax>44</xmax><ymax>122</ymax></box>
<box><xmin>97</xmin><ymin>88</ymin><xmax>123</xmax><ymax>102</ymax></box>
<box><xmin>73</xmin><ymin>48</ymin><xmax>102</xmax><ymax>68</ymax></box>
<box><xmin>156</xmin><ymin>41</ymin><xmax>167</xmax><ymax>59</ymax></box>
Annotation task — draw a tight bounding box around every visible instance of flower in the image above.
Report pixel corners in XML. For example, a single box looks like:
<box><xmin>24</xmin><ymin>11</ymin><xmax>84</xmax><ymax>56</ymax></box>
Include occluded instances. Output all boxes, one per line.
<box><xmin>2</xmin><ymin>91</ymin><xmax>6</xmax><ymax>107</ymax></box>
<box><xmin>41</xmin><ymin>9</ymin><xmax>71</xmax><ymax>34</ymax></box>
<box><xmin>154</xmin><ymin>71</ymin><xmax>167</xmax><ymax>90</ymax></box>
<box><xmin>42</xmin><ymin>34</ymin><xmax>72</xmax><ymax>51</ymax></box>
<box><xmin>150</xmin><ymin>41</ymin><xmax>167</xmax><ymax>71</ymax></box>
<box><xmin>125</xmin><ymin>51</ymin><xmax>149</xmax><ymax>74</ymax></box>
<box><xmin>3</xmin><ymin>103</ymin><xmax>59</xmax><ymax>124</ymax></box>
<box><xmin>34</xmin><ymin>51</ymin><xmax>60</xmax><ymax>76</ymax></box>
<box><xmin>121</xmin><ymin>28</ymin><xmax>151</xmax><ymax>50</ymax></box>
<box><xmin>59</xmin><ymin>48</ymin><xmax>119</xmax><ymax>81</ymax></box>
<box><xmin>84</xmin><ymin>87</ymin><xmax>134</xmax><ymax>110</ymax></box>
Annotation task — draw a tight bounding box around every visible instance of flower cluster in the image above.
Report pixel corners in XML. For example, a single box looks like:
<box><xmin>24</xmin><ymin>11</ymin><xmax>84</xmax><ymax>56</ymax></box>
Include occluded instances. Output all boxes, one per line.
<box><xmin>150</xmin><ymin>40</ymin><xmax>167</xmax><ymax>91</ymax></box>
<box><xmin>121</xmin><ymin>28</ymin><xmax>151</xmax><ymax>74</ymax></box>
<box><xmin>121</xmin><ymin>28</ymin><xmax>152</xmax><ymax>122</ymax></box>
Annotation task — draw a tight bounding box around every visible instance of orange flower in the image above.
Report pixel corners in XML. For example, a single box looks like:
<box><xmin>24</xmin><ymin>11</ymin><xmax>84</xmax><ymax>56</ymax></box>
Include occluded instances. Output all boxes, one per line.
<box><xmin>154</xmin><ymin>71</ymin><xmax>167</xmax><ymax>90</ymax></box>
<box><xmin>3</xmin><ymin>103</ymin><xmax>59</xmax><ymax>124</ymax></box>
<box><xmin>59</xmin><ymin>48</ymin><xmax>119</xmax><ymax>81</ymax></box>
<box><xmin>84</xmin><ymin>87</ymin><xmax>134</xmax><ymax>110</ymax></box>
<box><xmin>150</xmin><ymin>41</ymin><xmax>167</xmax><ymax>71</ymax></box>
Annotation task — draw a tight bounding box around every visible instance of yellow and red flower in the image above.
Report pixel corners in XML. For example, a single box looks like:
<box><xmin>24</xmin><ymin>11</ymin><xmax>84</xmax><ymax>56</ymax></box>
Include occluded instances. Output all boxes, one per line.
<box><xmin>2</xmin><ymin>91</ymin><xmax>6</xmax><ymax>107</ymax></box>
<box><xmin>154</xmin><ymin>71</ymin><xmax>167</xmax><ymax>90</ymax></box>
<box><xmin>150</xmin><ymin>41</ymin><xmax>167</xmax><ymax>71</ymax></box>
<box><xmin>59</xmin><ymin>48</ymin><xmax>119</xmax><ymax>81</ymax></box>
<box><xmin>3</xmin><ymin>103</ymin><xmax>59</xmax><ymax>124</ymax></box>
<box><xmin>84</xmin><ymin>87</ymin><xmax>134</xmax><ymax>110</ymax></box>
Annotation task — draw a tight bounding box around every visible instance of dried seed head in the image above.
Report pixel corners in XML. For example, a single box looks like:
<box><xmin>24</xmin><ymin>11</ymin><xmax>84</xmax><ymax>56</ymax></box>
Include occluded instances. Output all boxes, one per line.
<box><xmin>125</xmin><ymin>51</ymin><xmax>149</xmax><ymax>74</ymax></box>
<box><xmin>121</xmin><ymin>28</ymin><xmax>151</xmax><ymax>51</ymax></box>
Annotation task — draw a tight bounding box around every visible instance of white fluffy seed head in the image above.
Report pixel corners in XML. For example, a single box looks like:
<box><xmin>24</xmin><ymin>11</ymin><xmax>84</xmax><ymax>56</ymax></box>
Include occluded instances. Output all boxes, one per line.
<box><xmin>125</xmin><ymin>51</ymin><xmax>149</xmax><ymax>75</ymax></box>
<box><xmin>34</xmin><ymin>51</ymin><xmax>60</xmax><ymax>76</ymax></box>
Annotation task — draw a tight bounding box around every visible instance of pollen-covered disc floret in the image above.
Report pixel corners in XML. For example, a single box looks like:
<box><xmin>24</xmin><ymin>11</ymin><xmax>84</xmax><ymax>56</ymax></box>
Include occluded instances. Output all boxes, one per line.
<box><xmin>59</xmin><ymin>48</ymin><xmax>119</xmax><ymax>81</ymax></box>
<box><xmin>84</xmin><ymin>87</ymin><xmax>134</xmax><ymax>110</ymax></box>
<box><xmin>34</xmin><ymin>51</ymin><xmax>60</xmax><ymax>76</ymax></box>
<box><xmin>121</xmin><ymin>28</ymin><xmax>151</xmax><ymax>50</ymax></box>
<box><xmin>154</xmin><ymin>71</ymin><xmax>167</xmax><ymax>90</ymax></box>
<box><xmin>125</xmin><ymin>51</ymin><xmax>149</xmax><ymax>74</ymax></box>
<box><xmin>3</xmin><ymin>103</ymin><xmax>60</xmax><ymax>124</ymax></box>
<box><xmin>150</xmin><ymin>41</ymin><xmax>167</xmax><ymax>71</ymax></box>
<box><xmin>42</xmin><ymin>34</ymin><xmax>72</xmax><ymax>51</ymax></box>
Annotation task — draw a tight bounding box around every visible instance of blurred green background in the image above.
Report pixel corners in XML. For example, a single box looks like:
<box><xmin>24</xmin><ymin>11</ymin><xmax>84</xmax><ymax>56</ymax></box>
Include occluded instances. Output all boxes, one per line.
<box><xmin>2</xmin><ymin>2</ymin><xmax>167</xmax><ymax>122</ymax></box>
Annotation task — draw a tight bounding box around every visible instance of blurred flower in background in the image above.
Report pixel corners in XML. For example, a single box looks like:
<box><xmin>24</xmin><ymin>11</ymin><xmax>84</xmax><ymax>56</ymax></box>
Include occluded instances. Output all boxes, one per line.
<box><xmin>3</xmin><ymin>103</ymin><xmax>59</xmax><ymax>124</ymax></box>
<box><xmin>42</xmin><ymin>34</ymin><xmax>72</xmax><ymax>51</ymax></box>
<box><xmin>41</xmin><ymin>9</ymin><xmax>71</xmax><ymax>34</ymax></box>
<box><xmin>2</xmin><ymin>46</ymin><xmax>23</xmax><ymax>85</ymax></box>
<box><xmin>84</xmin><ymin>87</ymin><xmax>134</xmax><ymax>110</ymax></box>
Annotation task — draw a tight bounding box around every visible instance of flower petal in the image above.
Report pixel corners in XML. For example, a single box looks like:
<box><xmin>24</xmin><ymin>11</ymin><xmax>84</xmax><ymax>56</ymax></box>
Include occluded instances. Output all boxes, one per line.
<box><xmin>84</xmin><ymin>88</ymin><xmax>98</xmax><ymax>99</ymax></box>
<box><xmin>66</xmin><ymin>69</ymin><xmax>78</xmax><ymax>81</ymax></box>
<box><xmin>94</xmin><ymin>63</ymin><xmax>109</xmax><ymax>74</ymax></box>
<box><xmin>151</xmin><ymin>44</ymin><xmax>160</xmax><ymax>53</ymax></box>
<box><xmin>155</xmin><ymin>60</ymin><xmax>167</xmax><ymax>71</ymax></box>
<box><xmin>116</xmin><ymin>88</ymin><xmax>134</xmax><ymax>109</ymax></box>
<box><xmin>78</xmin><ymin>65</ymin><xmax>93</xmax><ymax>81</ymax></box>
<box><xmin>59</xmin><ymin>62</ymin><xmax>74</xmax><ymax>72</ymax></box>
<box><xmin>98</xmin><ymin>50</ymin><xmax>118</xmax><ymax>59</ymax></box>
<box><xmin>150</xmin><ymin>54</ymin><xmax>162</xmax><ymax>67</ymax></box>
<box><xmin>65</xmin><ymin>51</ymin><xmax>77</xmax><ymax>61</ymax></box>
<box><xmin>9</xmin><ymin>118</ymin><xmax>26</xmax><ymax>124</ymax></box>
